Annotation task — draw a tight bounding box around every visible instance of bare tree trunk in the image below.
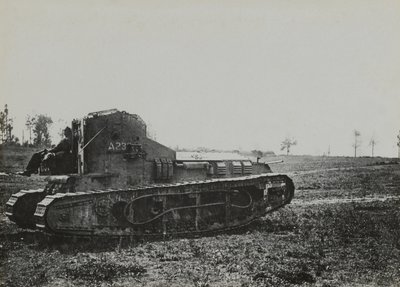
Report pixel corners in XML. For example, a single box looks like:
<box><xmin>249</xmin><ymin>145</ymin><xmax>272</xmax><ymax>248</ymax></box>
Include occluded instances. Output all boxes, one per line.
<box><xmin>397</xmin><ymin>131</ymin><xmax>400</xmax><ymax>158</ymax></box>
<box><xmin>371</xmin><ymin>143</ymin><xmax>374</xmax><ymax>157</ymax></box>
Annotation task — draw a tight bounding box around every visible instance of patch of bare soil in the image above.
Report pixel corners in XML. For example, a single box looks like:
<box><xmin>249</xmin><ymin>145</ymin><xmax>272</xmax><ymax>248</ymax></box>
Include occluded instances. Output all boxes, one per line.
<box><xmin>0</xmin><ymin>157</ymin><xmax>399</xmax><ymax>286</ymax></box>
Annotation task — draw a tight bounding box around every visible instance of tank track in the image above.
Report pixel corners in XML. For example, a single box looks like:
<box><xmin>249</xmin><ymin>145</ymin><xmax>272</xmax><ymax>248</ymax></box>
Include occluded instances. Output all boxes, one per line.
<box><xmin>34</xmin><ymin>173</ymin><xmax>294</xmax><ymax>238</ymax></box>
<box><xmin>5</xmin><ymin>178</ymin><xmax>72</xmax><ymax>229</ymax></box>
<box><xmin>5</xmin><ymin>189</ymin><xmax>46</xmax><ymax>229</ymax></box>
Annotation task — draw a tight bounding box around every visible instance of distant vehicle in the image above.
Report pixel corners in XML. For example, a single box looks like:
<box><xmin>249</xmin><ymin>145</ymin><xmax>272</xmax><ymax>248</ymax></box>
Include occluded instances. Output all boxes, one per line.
<box><xmin>6</xmin><ymin>109</ymin><xmax>294</xmax><ymax>238</ymax></box>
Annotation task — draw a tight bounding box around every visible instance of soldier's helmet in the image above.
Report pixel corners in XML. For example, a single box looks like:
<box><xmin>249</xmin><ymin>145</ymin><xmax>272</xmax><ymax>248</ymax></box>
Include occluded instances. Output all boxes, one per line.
<box><xmin>64</xmin><ymin>127</ymin><xmax>72</xmax><ymax>137</ymax></box>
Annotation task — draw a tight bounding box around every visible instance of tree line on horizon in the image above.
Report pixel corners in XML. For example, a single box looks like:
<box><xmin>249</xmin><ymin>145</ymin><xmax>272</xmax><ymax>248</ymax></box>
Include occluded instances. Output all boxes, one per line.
<box><xmin>1</xmin><ymin>104</ymin><xmax>398</xmax><ymax>158</ymax></box>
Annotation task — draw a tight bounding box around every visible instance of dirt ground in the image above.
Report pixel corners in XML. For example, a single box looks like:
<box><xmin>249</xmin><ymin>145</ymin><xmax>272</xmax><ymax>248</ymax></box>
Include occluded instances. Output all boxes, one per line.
<box><xmin>0</xmin><ymin>153</ymin><xmax>399</xmax><ymax>287</ymax></box>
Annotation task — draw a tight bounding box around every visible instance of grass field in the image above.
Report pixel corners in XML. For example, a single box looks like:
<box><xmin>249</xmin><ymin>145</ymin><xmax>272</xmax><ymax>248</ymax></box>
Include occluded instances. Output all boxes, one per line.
<box><xmin>0</xmin><ymin>148</ymin><xmax>399</xmax><ymax>287</ymax></box>
<box><xmin>0</xmin><ymin>146</ymin><xmax>42</xmax><ymax>173</ymax></box>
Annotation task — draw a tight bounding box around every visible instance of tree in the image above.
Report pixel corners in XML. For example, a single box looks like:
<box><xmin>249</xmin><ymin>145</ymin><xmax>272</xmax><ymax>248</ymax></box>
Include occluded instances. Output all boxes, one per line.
<box><xmin>280</xmin><ymin>137</ymin><xmax>297</xmax><ymax>155</ymax></box>
<box><xmin>397</xmin><ymin>130</ymin><xmax>400</xmax><ymax>158</ymax></box>
<box><xmin>0</xmin><ymin>109</ymin><xmax>6</xmax><ymax>143</ymax></box>
<box><xmin>0</xmin><ymin>104</ymin><xmax>17</xmax><ymax>144</ymax></box>
<box><xmin>32</xmin><ymin>114</ymin><xmax>53</xmax><ymax>147</ymax></box>
<box><xmin>352</xmin><ymin>130</ymin><xmax>361</xmax><ymax>157</ymax></box>
<box><xmin>25</xmin><ymin>115</ymin><xmax>36</xmax><ymax>145</ymax></box>
<box><xmin>369</xmin><ymin>136</ymin><xmax>377</xmax><ymax>157</ymax></box>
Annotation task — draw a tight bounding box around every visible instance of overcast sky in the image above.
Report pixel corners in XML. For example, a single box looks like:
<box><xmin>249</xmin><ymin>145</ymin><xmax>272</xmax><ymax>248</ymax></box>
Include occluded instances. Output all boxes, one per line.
<box><xmin>1</xmin><ymin>0</ymin><xmax>399</xmax><ymax>157</ymax></box>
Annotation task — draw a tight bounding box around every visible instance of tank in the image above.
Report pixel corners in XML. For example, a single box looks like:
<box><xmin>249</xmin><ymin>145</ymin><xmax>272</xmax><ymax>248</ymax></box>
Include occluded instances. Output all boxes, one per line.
<box><xmin>6</xmin><ymin>109</ymin><xmax>294</xmax><ymax>238</ymax></box>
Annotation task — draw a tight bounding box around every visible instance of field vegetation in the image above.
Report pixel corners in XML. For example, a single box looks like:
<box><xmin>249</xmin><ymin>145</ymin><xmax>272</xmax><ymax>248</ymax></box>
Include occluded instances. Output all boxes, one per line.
<box><xmin>0</xmin><ymin>148</ymin><xmax>399</xmax><ymax>286</ymax></box>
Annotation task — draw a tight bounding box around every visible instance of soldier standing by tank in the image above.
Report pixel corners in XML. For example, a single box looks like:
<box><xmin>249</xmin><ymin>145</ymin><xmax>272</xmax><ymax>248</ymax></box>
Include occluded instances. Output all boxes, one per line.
<box><xmin>17</xmin><ymin>127</ymin><xmax>73</xmax><ymax>176</ymax></box>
